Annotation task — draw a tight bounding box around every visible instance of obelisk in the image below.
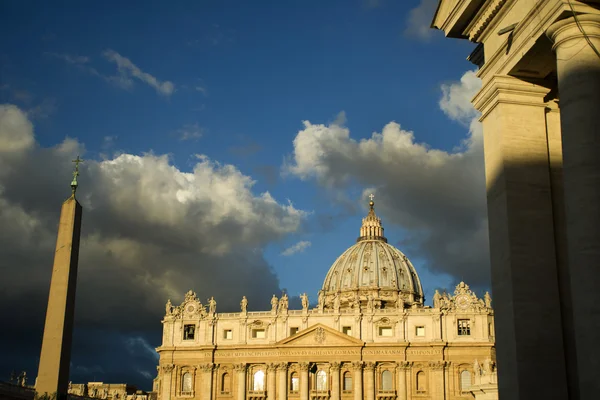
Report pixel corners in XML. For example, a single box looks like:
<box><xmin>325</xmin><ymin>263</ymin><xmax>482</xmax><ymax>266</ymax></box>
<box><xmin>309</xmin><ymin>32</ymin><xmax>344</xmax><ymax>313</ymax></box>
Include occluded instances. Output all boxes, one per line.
<box><xmin>36</xmin><ymin>157</ymin><xmax>84</xmax><ymax>400</ymax></box>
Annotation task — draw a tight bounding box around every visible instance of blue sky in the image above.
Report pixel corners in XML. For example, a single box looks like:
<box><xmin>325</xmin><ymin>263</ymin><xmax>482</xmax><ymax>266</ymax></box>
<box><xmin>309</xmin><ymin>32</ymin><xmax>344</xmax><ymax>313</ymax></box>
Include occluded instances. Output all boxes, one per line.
<box><xmin>0</xmin><ymin>0</ymin><xmax>489</xmax><ymax>390</ymax></box>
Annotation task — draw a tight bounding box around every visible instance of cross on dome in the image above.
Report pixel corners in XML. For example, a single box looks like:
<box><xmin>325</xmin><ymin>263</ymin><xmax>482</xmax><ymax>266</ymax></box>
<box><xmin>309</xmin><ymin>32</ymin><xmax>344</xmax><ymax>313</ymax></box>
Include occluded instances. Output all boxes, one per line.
<box><xmin>369</xmin><ymin>193</ymin><xmax>375</xmax><ymax>201</ymax></box>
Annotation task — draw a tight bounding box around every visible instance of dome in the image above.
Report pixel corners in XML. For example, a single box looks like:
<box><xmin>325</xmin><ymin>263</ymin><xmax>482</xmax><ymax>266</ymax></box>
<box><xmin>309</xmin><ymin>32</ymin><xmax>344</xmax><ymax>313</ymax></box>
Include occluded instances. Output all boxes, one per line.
<box><xmin>320</xmin><ymin>199</ymin><xmax>424</xmax><ymax>309</ymax></box>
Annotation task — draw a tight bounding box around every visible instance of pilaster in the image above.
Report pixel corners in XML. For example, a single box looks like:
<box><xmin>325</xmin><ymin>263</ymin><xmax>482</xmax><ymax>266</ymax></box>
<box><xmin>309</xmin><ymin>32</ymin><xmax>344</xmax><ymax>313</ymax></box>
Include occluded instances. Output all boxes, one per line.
<box><xmin>330</xmin><ymin>362</ymin><xmax>341</xmax><ymax>400</ymax></box>
<box><xmin>396</xmin><ymin>361</ymin><xmax>410</xmax><ymax>400</ymax></box>
<box><xmin>299</xmin><ymin>362</ymin><xmax>309</xmax><ymax>400</ymax></box>
<box><xmin>363</xmin><ymin>362</ymin><xmax>375</xmax><ymax>400</ymax></box>
<box><xmin>351</xmin><ymin>361</ymin><xmax>363</xmax><ymax>400</ymax></box>
<box><xmin>277</xmin><ymin>363</ymin><xmax>287</xmax><ymax>400</ymax></box>
<box><xmin>267</xmin><ymin>364</ymin><xmax>277</xmax><ymax>400</ymax></box>
<box><xmin>233</xmin><ymin>363</ymin><xmax>246</xmax><ymax>400</ymax></box>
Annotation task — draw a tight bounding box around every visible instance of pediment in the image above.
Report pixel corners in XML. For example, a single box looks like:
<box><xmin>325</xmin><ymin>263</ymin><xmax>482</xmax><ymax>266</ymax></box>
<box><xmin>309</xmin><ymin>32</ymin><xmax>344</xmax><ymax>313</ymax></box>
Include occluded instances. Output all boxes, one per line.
<box><xmin>276</xmin><ymin>324</ymin><xmax>364</xmax><ymax>347</ymax></box>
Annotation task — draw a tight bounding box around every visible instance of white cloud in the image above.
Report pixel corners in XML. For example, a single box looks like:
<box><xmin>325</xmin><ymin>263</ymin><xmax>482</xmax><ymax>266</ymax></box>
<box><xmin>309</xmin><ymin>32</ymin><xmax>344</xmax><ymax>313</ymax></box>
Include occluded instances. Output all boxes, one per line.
<box><xmin>284</xmin><ymin>70</ymin><xmax>489</xmax><ymax>286</ymax></box>
<box><xmin>281</xmin><ymin>240</ymin><xmax>311</xmax><ymax>256</ymax></box>
<box><xmin>439</xmin><ymin>70</ymin><xmax>482</xmax><ymax>125</ymax></box>
<box><xmin>102</xmin><ymin>49</ymin><xmax>175</xmax><ymax>96</ymax></box>
<box><xmin>404</xmin><ymin>0</ymin><xmax>439</xmax><ymax>41</ymax></box>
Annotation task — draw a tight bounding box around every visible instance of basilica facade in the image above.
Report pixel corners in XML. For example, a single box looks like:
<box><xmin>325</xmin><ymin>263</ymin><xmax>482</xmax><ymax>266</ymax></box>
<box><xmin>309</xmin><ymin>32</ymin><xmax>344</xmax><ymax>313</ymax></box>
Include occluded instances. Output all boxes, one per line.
<box><xmin>153</xmin><ymin>201</ymin><xmax>497</xmax><ymax>400</ymax></box>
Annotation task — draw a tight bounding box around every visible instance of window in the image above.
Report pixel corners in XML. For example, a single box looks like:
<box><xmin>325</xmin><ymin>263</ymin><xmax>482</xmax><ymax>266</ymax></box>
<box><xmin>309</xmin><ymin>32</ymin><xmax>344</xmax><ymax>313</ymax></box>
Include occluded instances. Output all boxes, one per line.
<box><xmin>223</xmin><ymin>329</ymin><xmax>233</xmax><ymax>339</ymax></box>
<box><xmin>342</xmin><ymin>326</ymin><xmax>352</xmax><ymax>336</ymax></box>
<box><xmin>416</xmin><ymin>371</ymin><xmax>426</xmax><ymax>393</ymax></box>
<box><xmin>252</xmin><ymin>329</ymin><xmax>266</xmax><ymax>339</ymax></box>
<box><xmin>221</xmin><ymin>373</ymin><xmax>231</xmax><ymax>394</ymax></box>
<box><xmin>415</xmin><ymin>326</ymin><xmax>425</xmax><ymax>337</ymax></box>
<box><xmin>316</xmin><ymin>370</ymin><xmax>327</xmax><ymax>391</ymax></box>
<box><xmin>183</xmin><ymin>325</ymin><xmax>195</xmax><ymax>340</ymax></box>
<box><xmin>343</xmin><ymin>372</ymin><xmax>352</xmax><ymax>392</ymax></box>
<box><xmin>378</xmin><ymin>327</ymin><xmax>393</xmax><ymax>337</ymax></box>
<box><xmin>253</xmin><ymin>370</ymin><xmax>265</xmax><ymax>391</ymax></box>
<box><xmin>290</xmin><ymin>372</ymin><xmax>299</xmax><ymax>392</ymax></box>
<box><xmin>460</xmin><ymin>370</ymin><xmax>471</xmax><ymax>392</ymax></box>
<box><xmin>290</xmin><ymin>327</ymin><xmax>299</xmax><ymax>335</ymax></box>
<box><xmin>181</xmin><ymin>372</ymin><xmax>193</xmax><ymax>394</ymax></box>
<box><xmin>458</xmin><ymin>319</ymin><xmax>471</xmax><ymax>336</ymax></box>
<box><xmin>381</xmin><ymin>370</ymin><xmax>393</xmax><ymax>391</ymax></box>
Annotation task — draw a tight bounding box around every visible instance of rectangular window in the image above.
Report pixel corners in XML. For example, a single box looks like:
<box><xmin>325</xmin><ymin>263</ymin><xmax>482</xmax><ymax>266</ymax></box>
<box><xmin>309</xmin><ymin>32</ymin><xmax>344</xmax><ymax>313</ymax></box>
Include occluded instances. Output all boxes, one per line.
<box><xmin>342</xmin><ymin>326</ymin><xmax>352</xmax><ymax>336</ymax></box>
<box><xmin>415</xmin><ymin>326</ymin><xmax>425</xmax><ymax>337</ymax></box>
<box><xmin>183</xmin><ymin>324</ymin><xmax>195</xmax><ymax>340</ymax></box>
<box><xmin>458</xmin><ymin>319</ymin><xmax>471</xmax><ymax>336</ymax></box>
<box><xmin>223</xmin><ymin>329</ymin><xmax>233</xmax><ymax>339</ymax></box>
<box><xmin>252</xmin><ymin>329</ymin><xmax>266</xmax><ymax>339</ymax></box>
<box><xmin>378</xmin><ymin>327</ymin><xmax>393</xmax><ymax>337</ymax></box>
<box><xmin>289</xmin><ymin>327</ymin><xmax>299</xmax><ymax>336</ymax></box>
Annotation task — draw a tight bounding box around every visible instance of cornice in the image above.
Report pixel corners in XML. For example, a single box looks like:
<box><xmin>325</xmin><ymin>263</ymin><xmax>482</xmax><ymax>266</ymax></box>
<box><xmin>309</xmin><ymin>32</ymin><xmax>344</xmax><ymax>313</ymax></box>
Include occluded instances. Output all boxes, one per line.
<box><xmin>465</xmin><ymin>0</ymin><xmax>510</xmax><ymax>41</ymax></box>
<box><xmin>472</xmin><ymin>75</ymin><xmax>549</xmax><ymax>118</ymax></box>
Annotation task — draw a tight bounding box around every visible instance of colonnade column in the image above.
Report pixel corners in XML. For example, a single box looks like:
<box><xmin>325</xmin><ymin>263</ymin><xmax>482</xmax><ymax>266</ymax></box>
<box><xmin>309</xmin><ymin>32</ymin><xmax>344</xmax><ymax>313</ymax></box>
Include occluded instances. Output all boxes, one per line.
<box><xmin>471</xmin><ymin>74</ymin><xmax>569</xmax><ymax>399</ymax></box>
<box><xmin>396</xmin><ymin>362</ymin><xmax>409</xmax><ymax>400</ymax></box>
<box><xmin>547</xmin><ymin>14</ymin><xmax>600</xmax><ymax>400</ymax></box>
<box><xmin>277</xmin><ymin>363</ymin><xmax>287</xmax><ymax>400</ymax></box>
<box><xmin>299</xmin><ymin>362</ymin><xmax>309</xmax><ymax>400</ymax></box>
<box><xmin>351</xmin><ymin>362</ymin><xmax>363</xmax><ymax>400</ymax></box>
<box><xmin>330</xmin><ymin>362</ymin><xmax>341</xmax><ymax>400</ymax></box>
<box><xmin>161</xmin><ymin>364</ymin><xmax>174</xmax><ymax>400</ymax></box>
<box><xmin>233</xmin><ymin>363</ymin><xmax>246</xmax><ymax>400</ymax></box>
<box><xmin>267</xmin><ymin>364</ymin><xmax>277</xmax><ymax>400</ymax></box>
<box><xmin>363</xmin><ymin>362</ymin><xmax>375</xmax><ymax>400</ymax></box>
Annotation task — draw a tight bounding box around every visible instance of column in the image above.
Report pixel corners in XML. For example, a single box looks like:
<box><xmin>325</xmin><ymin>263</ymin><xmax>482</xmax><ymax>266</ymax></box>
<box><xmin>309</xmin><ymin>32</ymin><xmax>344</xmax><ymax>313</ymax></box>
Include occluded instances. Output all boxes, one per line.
<box><xmin>200</xmin><ymin>364</ymin><xmax>214</xmax><ymax>400</ymax></box>
<box><xmin>396</xmin><ymin>362</ymin><xmax>409</xmax><ymax>400</ymax></box>
<box><xmin>472</xmin><ymin>75</ymin><xmax>569</xmax><ymax>399</ymax></box>
<box><xmin>299</xmin><ymin>362</ymin><xmax>309</xmax><ymax>400</ymax></box>
<box><xmin>547</xmin><ymin>15</ymin><xmax>600</xmax><ymax>400</ymax></box>
<box><xmin>363</xmin><ymin>362</ymin><xmax>375</xmax><ymax>400</ymax></box>
<box><xmin>233</xmin><ymin>363</ymin><xmax>246</xmax><ymax>400</ymax></box>
<box><xmin>351</xmin><ymin>362</ymin><xmax>363</xmax><ymax>400</ymax></box>
<box><xmin>161</xmin><ymin>364</ymin><xmax>174</xmax><ymax>400</ymax></box>
<box><xmin>428</xmin><ymin>362</ymin><xmax>445</xmax><ymax>399</ymax></box>
<box><xmin>267</xmin><ymin>364</ymin><xmax>277</xmax><ymax>400</ymax></box>
<box><xmin>277</xmin><ymin>363</ymin><xmax>287</xmax><ymax>400</ymax></box>
<box><xmin>330</xmin><ymin>362</ymin><xmax>341</xmax><ymax>400</ymax></box>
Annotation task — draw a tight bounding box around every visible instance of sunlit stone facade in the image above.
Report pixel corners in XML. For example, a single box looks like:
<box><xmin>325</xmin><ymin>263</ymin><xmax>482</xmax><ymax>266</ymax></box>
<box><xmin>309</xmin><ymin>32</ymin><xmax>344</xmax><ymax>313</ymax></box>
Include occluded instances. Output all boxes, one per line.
<box><xmin>154</xmin><ymin>202</ymin><xmax>497</xmax><ymax>399</ymax></box>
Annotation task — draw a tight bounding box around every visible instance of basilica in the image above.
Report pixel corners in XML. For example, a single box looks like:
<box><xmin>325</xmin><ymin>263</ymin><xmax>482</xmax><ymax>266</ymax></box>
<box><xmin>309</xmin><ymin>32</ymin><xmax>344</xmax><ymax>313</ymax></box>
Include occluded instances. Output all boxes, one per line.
<box><xmin>153</xmin><ymin>201</ymin><xmax>497</xmax><ymax>400</ymax></box>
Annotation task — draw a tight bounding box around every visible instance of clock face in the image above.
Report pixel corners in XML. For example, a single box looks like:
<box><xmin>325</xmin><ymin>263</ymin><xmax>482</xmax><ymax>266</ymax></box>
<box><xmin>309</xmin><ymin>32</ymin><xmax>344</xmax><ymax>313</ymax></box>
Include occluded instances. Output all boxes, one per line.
<box><xmin>456</xmin><ymin>295</ymin><xmax>470</xmax><ymax>309</ymax></box>
<box><xmin>187</xmin><ymin>305</ymin><xmax>195</xmax><ymax>313</ymax></box>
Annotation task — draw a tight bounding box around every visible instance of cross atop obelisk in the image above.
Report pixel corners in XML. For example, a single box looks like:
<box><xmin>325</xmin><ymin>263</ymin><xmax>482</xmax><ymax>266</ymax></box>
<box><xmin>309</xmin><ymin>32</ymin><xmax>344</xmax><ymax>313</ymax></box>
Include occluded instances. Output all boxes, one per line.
<box><xmin>36</xmin><ymin>158</ymin><xmax>84</xmax><ymax>400</ymax></box>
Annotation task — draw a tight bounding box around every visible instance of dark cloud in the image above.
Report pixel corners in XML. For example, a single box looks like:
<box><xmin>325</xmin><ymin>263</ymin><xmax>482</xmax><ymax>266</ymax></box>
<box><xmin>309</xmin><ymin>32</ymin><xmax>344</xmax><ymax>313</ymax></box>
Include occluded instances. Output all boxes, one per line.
<box><xmin>0</xmin><ymin>104</ymin><xmax>306</xmax><ymax>389</ymax></box>
<box><xmin>284</xmin><ymin>71</ymin><xmax>491</xmax><ymax>290</ymax></box>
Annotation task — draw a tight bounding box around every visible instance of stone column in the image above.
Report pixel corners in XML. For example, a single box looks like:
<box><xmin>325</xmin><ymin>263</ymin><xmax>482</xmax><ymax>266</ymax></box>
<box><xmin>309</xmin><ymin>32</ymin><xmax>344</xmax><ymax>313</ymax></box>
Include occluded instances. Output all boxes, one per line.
<box><xmin>472</xmin><ymin>75</ymin><xmax>569</xmax><ymax>399</ymax></box>
<box><xmin>299</xmin><ymin>362</ymin><xmax>309</xmax><ymax>400</ymax></box>
<box><xmin>351</xmin><ymin>362</ymin><xmax>363</xmax><ymax>400</ymax></box>
<box><xmin>364</xmin><ymin>362</ymin><xmax>375</xmax><ymax>400</ymax></box>
<box><xmin>233</xmin><ymin>363</ymin><xmax>246</xmax><ymax>400</ymax></box>
<box><xmin>277</xmin><ymin>363</ymin><xmax>287</xmax><ymax>400</ymax></box>
<box><xmin>161</xmin><ymin>364</ymin><xmax>174</xmax><ymax>400</ymax></box>
<box><xmin>267</xmin><ymin>364</ymin><xmax>277</xmax><ymax>400</ymax></box>
<box><xmin>200</xmin><ymin>363</ymin><xmax>214</xmax><ymax>400</ymax></box>
<box><xmin>428</xmin><ymin>362</ymin><xmax>445</xmax><ymax>399</ymax></box>
<box><xmin>547</xmin><ymin>15</ymin><xmax>600</xmax><ymax>400</ymax></box>
<box><xmin>396</xmin><ymin>362</ymin><xmax>409</xmax><ymax>400</ymax></box>
<box><xmin>330</xmin><ymin>362</ymin><xmax>341</xmax><ymax>400</ymax></box>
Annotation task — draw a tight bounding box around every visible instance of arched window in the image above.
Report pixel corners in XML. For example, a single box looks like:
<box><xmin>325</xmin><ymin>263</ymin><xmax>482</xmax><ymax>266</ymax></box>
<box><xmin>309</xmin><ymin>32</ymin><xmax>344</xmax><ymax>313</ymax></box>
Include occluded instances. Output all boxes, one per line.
<box><xmin>221</xmin><ymin>372</ymin><xmax>231</xmax><ymax>393</ymax></box>
<box><xmin>290</xmin><ymin>372</ymin><xmax>299</xmax><ymax>392</ymax></box>
<box><xmin>316</xmin><ymin>370</ymin><xmax>327</xmax><ymax>391</ymax></box>
<box><xmin>461</xmin><ymin>370</ymin><xmax>471</xmax><ymax>391</ymax></box>
<box><xmin>416</xmin><ymin>371</ymin><xmax>426</xmax><ymax>393</ymax></box>
<box><xmin>381</xmin><ymin>370</ymin><xmax>393</xmax><ymax>391</ymax></box>
<box><xmin>343</xmin><ymin>372</ymin><xmax>352</xmax><ymax>392</ymax></box>
<box><xmin>182</xmin><ymin>372</ymin><xmax>193</xmax><ymax>393</ymax></box>
<box><xmin>253</xmin><ymin>370</ymin><xmax>265</xmax><ymax>391</ymax></box>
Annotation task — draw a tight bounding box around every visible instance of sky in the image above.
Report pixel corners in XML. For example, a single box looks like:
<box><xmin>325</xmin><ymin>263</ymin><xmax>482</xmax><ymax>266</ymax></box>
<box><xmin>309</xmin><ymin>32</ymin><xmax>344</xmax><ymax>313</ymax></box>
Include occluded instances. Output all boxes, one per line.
<box><xmin>0</xmin><ymin>0</ymin><xmax>489</xmax><ymax>391</ymax></box>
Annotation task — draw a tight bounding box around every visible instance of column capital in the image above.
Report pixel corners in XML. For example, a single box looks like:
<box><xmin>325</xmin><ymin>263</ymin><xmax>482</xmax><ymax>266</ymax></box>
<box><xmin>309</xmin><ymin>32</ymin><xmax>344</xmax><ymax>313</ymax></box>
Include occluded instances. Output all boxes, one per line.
<box><xmin>299</xmin><ymin>362</ymin><xmax>310</xmax><ymax>371</ymax></box>
<box><xmin>233</xmin><ymin>363</ymin><xmax>247</xmax><ymax>372</ymax></box>
<box><xmin>473</xmin><ymin>75</ymin><xmax>550</xmax><ymax>118</ymax></box>
<box><xmin>267</xmin><ymin>363</ymin><xmax>278</xmax><ymax>372</ymax></box>
<box><xmin>330</xmin><ymin>362</ymin><xmax>341</xmax><ymax>372</ymax></box>
<box><xmin>276</xmin><ymin>362</ymin><xmax>288</xmax><ymax>372</ymax></box>
<box><xmin>547</xmin><ymin>14</ymin><xmax>600</xmax><ymax>51</ymax></box>
<box><xmin>198</xmin><ymin>363</ymin><xmax>214</xmax><ymax>373</ymax></box>
<box><xmin>428</xmin><ymin>361</ymin><xmax>447</xmax><ymax>371</ymax></box>
<box><xmin>363</xmin><ymin>362</ymin><xmax>376</xmax><ymax>371</ymax></box>
<box><xmin>351</xmin><ymin>361</ymin><xmax>364</xmax><ymax>371</ymax></box>
<box><xmin>396</xmin><ymin>361</ymin><xmax>412</xmax><ymax>371</ymax></box>
<box><xmin>162</xmin><ymin>364</ymin><xmax>175</xmax><ymax>373</ymax></box>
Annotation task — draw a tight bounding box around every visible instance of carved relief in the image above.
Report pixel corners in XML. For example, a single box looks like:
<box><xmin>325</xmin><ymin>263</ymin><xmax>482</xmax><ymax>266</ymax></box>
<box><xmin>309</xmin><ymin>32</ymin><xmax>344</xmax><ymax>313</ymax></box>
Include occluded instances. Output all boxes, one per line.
<box><xmin>233</xmin><ymin>363</ymin><xmax>247</xmax><ymax>372</ymax></box>
<box><xmin>299</xmin><ymin>362</ymin><xmax>310</xmax><ymax>371</ymax></box>
<box><xmin>162</xmin><ymin>364</ymin><xmax>174</xmax><ymax>373</ymax></box>
<box><xmin>314</xmin><ymin>327</ymin><xmax>326</xmax><ymax>344</ymax></box>
<box><xmin>351</xmin><ymin>361</ymin><xmax>364</xmax><ymax>371</ymax></box>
